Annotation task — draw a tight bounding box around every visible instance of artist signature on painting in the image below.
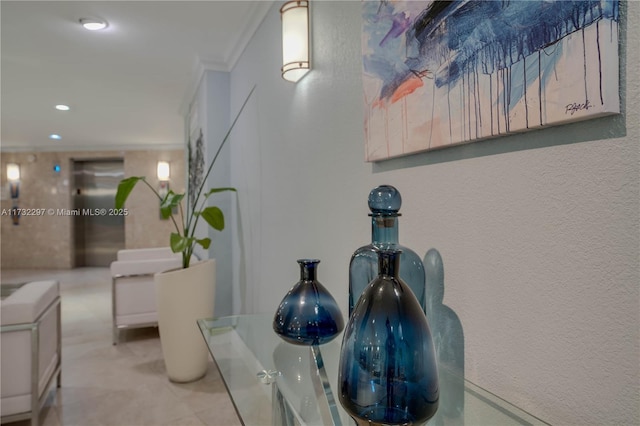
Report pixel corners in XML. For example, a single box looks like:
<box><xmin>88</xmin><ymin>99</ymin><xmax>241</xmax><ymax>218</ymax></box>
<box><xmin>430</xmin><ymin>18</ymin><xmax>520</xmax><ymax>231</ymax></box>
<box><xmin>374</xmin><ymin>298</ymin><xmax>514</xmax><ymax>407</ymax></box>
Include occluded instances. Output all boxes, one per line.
<box><xmin>565</xmin><ymin>100</ymin><xmax>592</xmax><ymax>115</ymax></box>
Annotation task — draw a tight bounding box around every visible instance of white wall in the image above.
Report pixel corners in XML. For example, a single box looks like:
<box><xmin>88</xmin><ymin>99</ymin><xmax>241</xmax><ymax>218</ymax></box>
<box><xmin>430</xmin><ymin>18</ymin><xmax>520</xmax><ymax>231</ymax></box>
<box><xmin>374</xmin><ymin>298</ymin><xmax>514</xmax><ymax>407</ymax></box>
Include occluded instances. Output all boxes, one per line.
<box><xmin>227</xmin><ymin>1</ymin><xmax>639</xmax><ymax>424</ymax></box>
<box><xmin>190</xmin><ymin>70</ymin><xmax>234</xmax><ymax>316</ymax></box>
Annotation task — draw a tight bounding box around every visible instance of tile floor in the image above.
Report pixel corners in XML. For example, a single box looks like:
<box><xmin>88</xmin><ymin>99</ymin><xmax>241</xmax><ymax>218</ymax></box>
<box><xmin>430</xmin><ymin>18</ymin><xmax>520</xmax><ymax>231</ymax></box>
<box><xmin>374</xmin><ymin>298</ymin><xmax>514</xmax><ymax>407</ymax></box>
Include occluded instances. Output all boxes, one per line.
<box><xmin>1</xmin><ymin>267</ymin><xmax>242</xmax><ymax>426</ymax></box>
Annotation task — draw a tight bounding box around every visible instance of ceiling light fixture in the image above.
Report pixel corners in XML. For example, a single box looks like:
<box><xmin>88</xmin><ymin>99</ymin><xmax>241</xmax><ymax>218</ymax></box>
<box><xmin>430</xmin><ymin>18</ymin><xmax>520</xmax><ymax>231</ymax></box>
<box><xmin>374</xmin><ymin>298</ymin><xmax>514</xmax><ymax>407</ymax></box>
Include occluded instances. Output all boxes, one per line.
<box><xmin>80</xmin><ymin>18</ymin><xmax>108</xmax><ymax>31</ymax></box>
<box><xmin>49</xmin><ymin>134</ymin><xmax>62</xmax><ymax>140</ymax></box>
<box><xmin>55</xmin><ymin>104</ymin><xmax>70</xmax><ymax>111</ymax></box>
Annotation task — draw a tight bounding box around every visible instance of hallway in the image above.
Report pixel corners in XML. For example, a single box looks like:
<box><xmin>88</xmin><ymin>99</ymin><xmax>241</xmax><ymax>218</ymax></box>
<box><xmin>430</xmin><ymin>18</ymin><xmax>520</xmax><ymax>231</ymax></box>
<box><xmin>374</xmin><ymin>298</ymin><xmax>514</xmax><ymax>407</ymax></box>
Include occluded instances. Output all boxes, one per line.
<box><xmin>1</xmin><ymin>268</ymin><xmax>241</xmax><ymax>426</ymax></box>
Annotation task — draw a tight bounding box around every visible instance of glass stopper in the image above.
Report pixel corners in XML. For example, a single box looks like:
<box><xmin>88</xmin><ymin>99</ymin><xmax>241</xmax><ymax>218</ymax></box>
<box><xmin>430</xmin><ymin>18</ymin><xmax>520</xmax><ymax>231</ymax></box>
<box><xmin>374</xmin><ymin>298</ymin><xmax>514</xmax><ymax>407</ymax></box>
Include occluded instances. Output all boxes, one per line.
<box><xmin>368</xmin><ymin>185</ymin><xmax>402</xmax><ymax>215</ymax></box>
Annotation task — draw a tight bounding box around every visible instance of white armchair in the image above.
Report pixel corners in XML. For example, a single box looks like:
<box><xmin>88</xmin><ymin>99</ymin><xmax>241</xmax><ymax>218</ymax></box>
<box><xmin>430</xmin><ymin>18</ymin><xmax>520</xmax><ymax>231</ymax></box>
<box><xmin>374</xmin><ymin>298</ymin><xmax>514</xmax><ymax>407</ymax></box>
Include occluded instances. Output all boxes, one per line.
<box><xmin>110</xmin><ymin>247</ymin><xmax>185</xmax><ymax>344</ymax></box>
<box><xmin>1</xmin><ymin>280</ymin><xmax>61</xmax><ymax>426</ymax></box>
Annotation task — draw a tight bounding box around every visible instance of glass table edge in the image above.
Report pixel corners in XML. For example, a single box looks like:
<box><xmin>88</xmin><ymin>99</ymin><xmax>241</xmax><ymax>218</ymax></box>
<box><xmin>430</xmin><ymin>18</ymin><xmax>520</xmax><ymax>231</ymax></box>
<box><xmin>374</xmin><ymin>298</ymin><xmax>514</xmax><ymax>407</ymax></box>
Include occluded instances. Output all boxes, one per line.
<box><xmin>198</xmin><ymin>315</ymin><xmax>550</xmax><ymax>426</ymax></box>
<box><xmin>196</xmin><ymin>318</ymin><xmax>247</xmax><ymax>425</ymax></box>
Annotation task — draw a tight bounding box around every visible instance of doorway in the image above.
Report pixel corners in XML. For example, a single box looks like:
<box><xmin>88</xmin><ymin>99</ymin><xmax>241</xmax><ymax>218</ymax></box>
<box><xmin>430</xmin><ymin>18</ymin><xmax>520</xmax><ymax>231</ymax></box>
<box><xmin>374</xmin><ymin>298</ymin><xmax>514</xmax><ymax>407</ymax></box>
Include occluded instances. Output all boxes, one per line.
<box><xmin>72</xmin><ymin>159</ymin><xmax>125</xmax><ymax>267</ymax></box>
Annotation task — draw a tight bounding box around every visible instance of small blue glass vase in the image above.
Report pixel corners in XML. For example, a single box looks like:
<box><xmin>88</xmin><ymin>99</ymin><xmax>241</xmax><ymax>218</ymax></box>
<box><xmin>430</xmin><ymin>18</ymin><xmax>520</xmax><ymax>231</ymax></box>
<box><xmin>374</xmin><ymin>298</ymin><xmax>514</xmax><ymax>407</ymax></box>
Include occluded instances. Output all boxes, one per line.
<box><xmin>339</xmin><ymin>248</ymin><xmax>439</xmax><ymax>425</ymax></box>
<box><xmin>349</xmin><ymin>185</ymin><xmax>426</xmax><ymax>316</ymax></box>
<box><xmin>273</xmin><ymin>259</ymin><xmax>344</xmax><ymax>346</ymax></box>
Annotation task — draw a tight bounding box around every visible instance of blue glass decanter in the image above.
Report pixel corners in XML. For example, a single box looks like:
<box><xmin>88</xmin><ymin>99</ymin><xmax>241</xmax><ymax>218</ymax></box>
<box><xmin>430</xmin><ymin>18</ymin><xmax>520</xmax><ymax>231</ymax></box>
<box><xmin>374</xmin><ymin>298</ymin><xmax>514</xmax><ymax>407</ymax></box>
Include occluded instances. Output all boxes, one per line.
<box><xmin>349</xmin><ymin>185</ymin><xmax>426</xmax><ymax>315</ymax></box>
<box><xmin>339</xmin><ymin>248</ymin><xmax>439</xmax><ymax>425</ymax></box>
<box><xmin>273</xmin><ymin>259</ymin><xmax>344</xmax><ymax>345</ymax></box>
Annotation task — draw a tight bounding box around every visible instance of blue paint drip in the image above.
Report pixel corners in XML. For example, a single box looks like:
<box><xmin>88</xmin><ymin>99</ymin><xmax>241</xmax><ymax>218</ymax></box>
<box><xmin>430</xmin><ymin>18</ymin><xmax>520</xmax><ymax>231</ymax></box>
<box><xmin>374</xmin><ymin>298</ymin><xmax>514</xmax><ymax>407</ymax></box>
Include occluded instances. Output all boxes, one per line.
<box><xmin>364</xmin><ymin>0</ymin><xmax>619</xmax><ymax>104</ymax></box>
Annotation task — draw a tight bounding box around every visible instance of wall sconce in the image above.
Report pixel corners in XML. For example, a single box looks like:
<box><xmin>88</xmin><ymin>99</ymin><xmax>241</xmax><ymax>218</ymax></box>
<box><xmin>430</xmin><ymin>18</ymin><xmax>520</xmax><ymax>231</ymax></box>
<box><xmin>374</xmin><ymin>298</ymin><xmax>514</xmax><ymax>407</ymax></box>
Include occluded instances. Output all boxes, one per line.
<box><xmin>6</xmin><ymin>163</ymin><xmax>20</xmax><ymax>225</ymax></box>
<box><xmin>157</xmin><ymin>161</ymin><xmax>170</xmax><ymax>197</ymax></box>
<box><xmin>281</xmin><ymin>0</ymin><xmax>310</xmax><ymax>83</ymax></box>
<box><xmin>157</xmin><ymin>161</ymin><xmax>170</xmax><ymax>182</ymax></box>
<box><xmin>157</xmin><ymin>161</ymin><xmax>171</xmax><ymax>220</ymax></box>
<box><xmin>7</xmin><ymin>163</ymin><xmax>20</xmax><ymax>182</ymax></box>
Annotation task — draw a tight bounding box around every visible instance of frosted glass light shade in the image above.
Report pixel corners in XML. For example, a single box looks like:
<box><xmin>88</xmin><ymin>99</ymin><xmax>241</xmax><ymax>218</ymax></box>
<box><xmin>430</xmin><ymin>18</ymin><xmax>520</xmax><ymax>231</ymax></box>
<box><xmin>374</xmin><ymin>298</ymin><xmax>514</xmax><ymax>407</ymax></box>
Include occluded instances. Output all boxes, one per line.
<box><xmin>281</xmin><ymin>0</ymin><xmax>310</xmax><ymax>83</ymax></box>
<box><xmin>157</xmin><ymin>161</ymin><xmax>170</xmax><ymax>181</ymax></box>
<box><xmin>80</xmin><ymin>18</ymin><xmax>108</xmax><ymax>31</ymax></box>
<box><xmin>7</xmin><ymin>163</ymin><xmax>20</xmax><ymax>181</ymax></box>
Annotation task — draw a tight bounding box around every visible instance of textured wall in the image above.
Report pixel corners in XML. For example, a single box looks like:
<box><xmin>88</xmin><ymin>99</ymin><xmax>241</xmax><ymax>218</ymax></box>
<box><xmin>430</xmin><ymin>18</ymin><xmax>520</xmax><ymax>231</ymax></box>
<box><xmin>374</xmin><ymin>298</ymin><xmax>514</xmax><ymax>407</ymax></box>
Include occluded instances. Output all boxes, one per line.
<box><xmin>1</xmin><ymin>149</ymin><xmax>185</xmax><ymax>268</ymax></box>
<box><xmin>123</xmin><ymin>150</ymin><xmax>186</xmax><ymax>250</ymax></box>
<box><xmin>228</xmin><ymin>1</ymin><xmax>638</xmax><ymax>424</ymax></box>
<box><xmin>1</xmin><ymin>152</ymin><xmax>75</xmax><ymax>268</ymax></box>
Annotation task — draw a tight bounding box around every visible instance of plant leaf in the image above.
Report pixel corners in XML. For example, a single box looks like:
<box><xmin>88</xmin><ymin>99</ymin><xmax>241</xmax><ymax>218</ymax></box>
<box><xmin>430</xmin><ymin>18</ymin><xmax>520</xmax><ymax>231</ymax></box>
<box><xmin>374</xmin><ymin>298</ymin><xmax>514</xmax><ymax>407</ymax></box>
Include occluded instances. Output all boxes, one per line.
<box><xmin>199</xmin><ymin>206</ymin><xmax>225</xmax><ymax>231</ymax></box>
<box><xmin>196</xmin><ymin>238</ymin><xmax>211</xmax><ymax>250</ymax></box>
<box><xmin>203</xmin><ymin>187</ymin><xmax>237</xmax><ymax>198</ymax></box>
<box><xmin>115</xmin><ymin>177</ymin><xmax>144</xmax><ymax>209</ymax></box>
<box><xmin>170</xmin><ymin>233</ymin><xmax>191</xmax><ymax>253</ymax></box>
<box><xmin>160</xmin><ymin>191</ymin><xmax>184</xmax><ymax>219</ymax></box>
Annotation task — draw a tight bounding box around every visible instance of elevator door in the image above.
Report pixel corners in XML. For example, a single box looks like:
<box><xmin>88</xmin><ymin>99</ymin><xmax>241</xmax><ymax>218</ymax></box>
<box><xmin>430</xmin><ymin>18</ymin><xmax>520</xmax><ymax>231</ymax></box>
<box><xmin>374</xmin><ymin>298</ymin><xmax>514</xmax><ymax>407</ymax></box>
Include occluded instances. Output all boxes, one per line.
<box><xmin>72</xmin><ymin>159</ymin><xmax>125</xmax><ymax>267</ymax></box>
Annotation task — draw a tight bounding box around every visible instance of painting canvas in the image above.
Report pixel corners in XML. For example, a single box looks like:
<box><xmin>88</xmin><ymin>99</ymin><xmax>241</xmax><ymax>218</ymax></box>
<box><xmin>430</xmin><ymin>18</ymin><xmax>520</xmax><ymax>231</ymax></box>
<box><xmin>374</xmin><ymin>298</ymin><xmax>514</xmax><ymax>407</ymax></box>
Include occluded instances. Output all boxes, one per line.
<box><xmin>362</xmin><ymin>0</ymin><xmax>620</xmax><ymax>161</ymax></box>
<box><xmin>188</xmin><ymin>105</ymin><xmax>205</xmax><ymax>210</ymax></box>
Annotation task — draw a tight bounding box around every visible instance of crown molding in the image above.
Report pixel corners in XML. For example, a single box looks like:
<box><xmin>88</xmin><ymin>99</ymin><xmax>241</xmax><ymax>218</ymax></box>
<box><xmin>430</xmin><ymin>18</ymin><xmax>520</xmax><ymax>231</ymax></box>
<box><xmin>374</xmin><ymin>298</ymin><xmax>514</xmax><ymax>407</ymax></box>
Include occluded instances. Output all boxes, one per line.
<box><xmin>225</xmin><ymin>1</ymin><xmax>274</xmax><ymax>71</ymax></box>
<box><xmin>179</xmin><ymin>1</ymin><xmax>274</xmax><ymax>117</ymax></box>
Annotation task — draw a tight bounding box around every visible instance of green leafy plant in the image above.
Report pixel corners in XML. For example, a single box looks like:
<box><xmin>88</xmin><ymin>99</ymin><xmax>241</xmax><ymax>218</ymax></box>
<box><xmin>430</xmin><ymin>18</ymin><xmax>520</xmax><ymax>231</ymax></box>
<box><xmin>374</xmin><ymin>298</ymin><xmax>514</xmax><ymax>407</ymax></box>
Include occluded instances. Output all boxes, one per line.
<box><xmin>115</xmin><ymin>86</ymin><xmax>255</xmax><ymax>269</ymax></box>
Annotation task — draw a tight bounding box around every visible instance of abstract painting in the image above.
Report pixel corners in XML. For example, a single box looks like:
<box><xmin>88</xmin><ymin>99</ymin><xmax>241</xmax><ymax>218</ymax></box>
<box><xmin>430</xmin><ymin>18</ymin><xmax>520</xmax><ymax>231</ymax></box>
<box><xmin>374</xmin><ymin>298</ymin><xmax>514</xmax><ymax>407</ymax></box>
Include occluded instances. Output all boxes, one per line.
<box><xmin>362</xmin><ymin>0</ymin><xmax>620</xmax><ymax>161</ymax></box>
<box><xmin>188</xmin><ymin>129</ymin><xmax>205</xmax><ymax>210</ymax></box>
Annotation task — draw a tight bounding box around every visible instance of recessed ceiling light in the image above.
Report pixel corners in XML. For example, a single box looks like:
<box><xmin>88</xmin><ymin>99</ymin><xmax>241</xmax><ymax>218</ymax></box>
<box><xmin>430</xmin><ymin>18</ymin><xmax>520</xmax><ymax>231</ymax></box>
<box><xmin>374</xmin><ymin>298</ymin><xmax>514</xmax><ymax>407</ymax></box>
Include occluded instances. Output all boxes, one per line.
<box><xmin>79</xmin><ymin>18</ymin><xmax>108</xmax><ymax>31</ymax></box>
<box><xmin>55</xmin><ymin>104</ymin><xmax>70</xmax><ymax>111</ymax></box>
<box><xmin>49</xmin><ymin>134</ymin><xmax>62</xmax><ymax>140</ymax></box>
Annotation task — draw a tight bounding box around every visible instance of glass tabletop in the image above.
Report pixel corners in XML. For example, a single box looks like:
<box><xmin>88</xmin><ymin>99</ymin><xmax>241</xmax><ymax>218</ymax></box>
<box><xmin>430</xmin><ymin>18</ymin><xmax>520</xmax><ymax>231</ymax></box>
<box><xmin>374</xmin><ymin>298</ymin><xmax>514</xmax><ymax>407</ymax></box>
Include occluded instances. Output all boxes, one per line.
<box><xmin>198</xmin><ymin>315</ymin><xmax>548</xmax><ymax>426</ymax></box>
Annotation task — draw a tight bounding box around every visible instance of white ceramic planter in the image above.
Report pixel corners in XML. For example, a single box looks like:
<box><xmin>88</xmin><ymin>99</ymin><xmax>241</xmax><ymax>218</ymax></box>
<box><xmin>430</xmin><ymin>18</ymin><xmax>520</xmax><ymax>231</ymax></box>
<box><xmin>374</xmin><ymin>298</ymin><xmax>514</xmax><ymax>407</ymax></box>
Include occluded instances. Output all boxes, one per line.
<box><xmin>155</xmin><ymin>259</ymin><xmax>216</xmax><ymax>382</ymax></box>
